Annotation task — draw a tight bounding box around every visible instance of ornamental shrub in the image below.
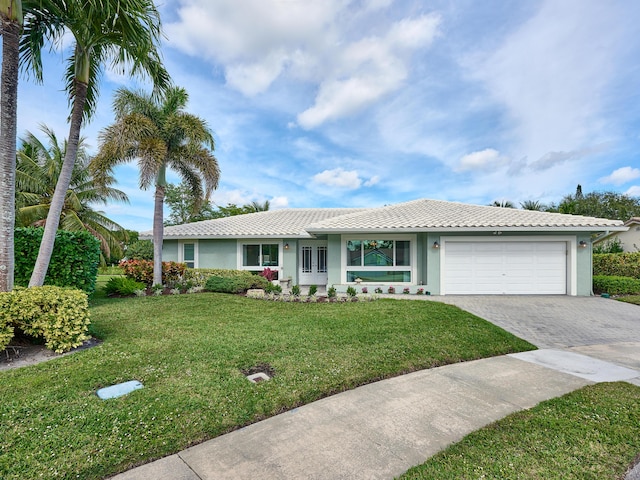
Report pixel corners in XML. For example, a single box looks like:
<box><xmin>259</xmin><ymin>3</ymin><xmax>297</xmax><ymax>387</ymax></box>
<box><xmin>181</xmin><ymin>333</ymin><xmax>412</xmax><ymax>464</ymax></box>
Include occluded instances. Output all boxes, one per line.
<box><xmin>346</xmin><ymin>286</ymin><xmax>357</xmax><ymax>297</ymax></box>
<box><xmin>14</xmin><ymin>227</ymin><xmax>100</xmax><ymax>293</ymax></box>
<box><xmin>0</xmin><ymin>287</ymin><xmax>90</xmax><ymax>353</ymax></box>
<box><xmin>593</xmin><ymin>253</ymin><xmax>640</xmax><ymax>278</ymax></box>
<box><xmin>0</xmin><ymin>294</ymin><xmax>14</xmax><ymax>351</ymax></box>
<box><xmin>205</xmin><ymin>276</ymin><xmax>246</xmax><ymax>293</ymax></box>
<box><xmin>593</xmin><ymin>275</ymin><xmax>640</xmax><ymax>295</ymax></box>
<box><xmin>103</xmin><ymin>277</ymin><xmax>146</xmax><ymax>296</ymax></box>
<box><xmin>125</xmin><ymin>240</ymin><xmax>154</xmax><ymax>260</ymax></box>
<box><xmin>183</xmin><ymin>268</ymin><xmax>254</xmax><ymax>288</ymax></box>
<box><xmin>119</xmin><ymin>259</ymin><xmax>187</xmax><ymax>287</ymax></box>
<box><xmin>327</xmin><ymin>286</ymin><xmax>337</xmax><ymax>298</ymax></box>
<box><xmin>308</xmin><ymin>284</ymin><xmax>318</xmax><ymax>296</ymax></box>
<box><xmin>291</xmin><ymin>285</ymin><xmax>301</xmax><ymax>296</ymax></box>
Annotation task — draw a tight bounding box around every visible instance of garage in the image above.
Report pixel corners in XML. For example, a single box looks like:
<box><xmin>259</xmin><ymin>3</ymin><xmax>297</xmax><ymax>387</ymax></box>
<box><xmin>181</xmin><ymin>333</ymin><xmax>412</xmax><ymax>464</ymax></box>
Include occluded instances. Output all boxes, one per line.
<box><xmin>442</xmin><ymin>240</ymin><xmax>567</xmax><ymax>295</ymax></box>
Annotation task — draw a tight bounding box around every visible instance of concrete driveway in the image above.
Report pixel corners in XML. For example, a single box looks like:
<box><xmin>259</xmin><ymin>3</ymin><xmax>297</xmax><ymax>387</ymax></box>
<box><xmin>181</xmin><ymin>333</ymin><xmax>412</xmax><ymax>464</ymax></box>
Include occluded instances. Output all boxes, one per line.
<box><xmin>436</xmin><ymin>295</ymin><xmax>640</xmax><ymax>370</ymax></box>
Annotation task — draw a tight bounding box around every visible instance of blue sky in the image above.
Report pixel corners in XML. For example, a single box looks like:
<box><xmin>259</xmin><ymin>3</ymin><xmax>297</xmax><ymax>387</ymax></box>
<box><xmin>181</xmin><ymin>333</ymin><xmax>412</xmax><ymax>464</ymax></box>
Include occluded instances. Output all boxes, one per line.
<box><xmin>13</xmin><ymin>0</ymin><xmax>640</xmax><ymax>231</ymax></box>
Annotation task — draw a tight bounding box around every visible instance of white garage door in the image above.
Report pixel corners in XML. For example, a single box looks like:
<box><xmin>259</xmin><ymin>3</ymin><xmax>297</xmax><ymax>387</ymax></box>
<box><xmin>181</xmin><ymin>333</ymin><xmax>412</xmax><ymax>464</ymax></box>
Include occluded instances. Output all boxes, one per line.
<box><xmin>443</xmin><ymin>241</ymin><xmax>567</xmax><ymax>295</ymax></box>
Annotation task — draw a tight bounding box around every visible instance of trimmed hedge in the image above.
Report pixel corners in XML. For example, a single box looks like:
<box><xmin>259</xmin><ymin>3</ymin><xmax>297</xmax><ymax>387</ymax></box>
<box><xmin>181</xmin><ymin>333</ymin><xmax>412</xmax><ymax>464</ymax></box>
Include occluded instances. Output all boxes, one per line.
<box><xmin>593</xmin><ymin>275</ymin><xmax>640</xmax><ymax>295</ymax></box>
<box><xmin>14</xmin><ymin>227</ymin><xmax>101</xmax><ymax>293</ymax></box>
<box><xmin>204</xmin><ymin>272</ymin><xmax>269</xmax><ymax>294</ymax></box>
<box><xmin>593</xmin><ymin>252</ymin><xmax>640</xmax><ymax>279</ymax></box>
<box><xmin>183</xmin><ymin>268</ymin><xmax>268</xmax><ymax>288</ymax></box>
<box><xmin>0</xmin><ymin>287</ymin><xmax>90</xmax><ymax>353</ymax></box>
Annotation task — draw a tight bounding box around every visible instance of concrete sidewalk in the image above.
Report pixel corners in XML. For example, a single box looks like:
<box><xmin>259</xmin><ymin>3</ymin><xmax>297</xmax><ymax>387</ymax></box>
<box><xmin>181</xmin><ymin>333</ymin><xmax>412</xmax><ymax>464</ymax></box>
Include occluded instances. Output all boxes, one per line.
<box><xmin>110</xmin><ymin>350</ymin><xmax>640</xmax><ymax>480</ymax></box>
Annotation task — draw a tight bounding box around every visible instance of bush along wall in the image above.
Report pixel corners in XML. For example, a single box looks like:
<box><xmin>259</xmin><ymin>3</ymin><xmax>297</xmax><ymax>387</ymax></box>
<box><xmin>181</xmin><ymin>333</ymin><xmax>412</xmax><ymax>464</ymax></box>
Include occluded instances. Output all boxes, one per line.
<box><xmin>593</xmin><ymin>252</ymin><xmax>640</xmax><ymax>279</ymax></box>
<box><xmin>0</xmin><ymin>286</ymin><xmax>90</xmax><ymax>353</ymax></box>
<box><xmin>593</xmin><ymin>275</ymin><xmax>640</xmax><ymax>296</ymax></box>
<box><xmin>14</xmin><ymin>227</ymin><xmax>101</xmax><ymax>293</ymax></box>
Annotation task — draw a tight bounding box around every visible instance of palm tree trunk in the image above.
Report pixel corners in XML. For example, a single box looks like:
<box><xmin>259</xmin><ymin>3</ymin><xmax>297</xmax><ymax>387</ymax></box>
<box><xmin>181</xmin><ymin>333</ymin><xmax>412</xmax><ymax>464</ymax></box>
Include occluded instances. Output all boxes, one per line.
<box><xmin>152</xmin><ymin>184</ymin><xmax>165</xmax><ymax>285</ymax></box>
<box><xmin>29</xmin><ymin>80</ymin><xmax>87</xmax><ymax>286</ymax></box>
<box><xmin>0</xmin><ymin>19</ymin><xmax>20</xmax><ymax>292</ymax></box>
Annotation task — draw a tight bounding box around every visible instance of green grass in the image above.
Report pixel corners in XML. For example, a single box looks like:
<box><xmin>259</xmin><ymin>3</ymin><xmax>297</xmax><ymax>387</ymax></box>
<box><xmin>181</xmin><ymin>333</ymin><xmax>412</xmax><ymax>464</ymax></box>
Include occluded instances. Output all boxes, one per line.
<box><xmin>400</xmin><ymin>382</ymin><xmax>640</xmax><ymax>479</ymax></box>
<box><xmin>617</xmin><ymin>295</ymin><xmax>640</xmax><ymax>306</ymax></box>
<box><xmin>0</xmin><ymin>294</ymin><xmax>534</xmax><ymax>479</ymax></box>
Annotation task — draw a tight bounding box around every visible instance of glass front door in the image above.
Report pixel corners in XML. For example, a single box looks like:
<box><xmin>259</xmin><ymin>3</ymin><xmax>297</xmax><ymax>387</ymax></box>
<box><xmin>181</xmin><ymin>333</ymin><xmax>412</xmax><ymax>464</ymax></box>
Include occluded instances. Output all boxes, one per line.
<box><xmin>298</xmin><ymin>241</ymin><xmax>328</xmax><ymax>285</ymax></box>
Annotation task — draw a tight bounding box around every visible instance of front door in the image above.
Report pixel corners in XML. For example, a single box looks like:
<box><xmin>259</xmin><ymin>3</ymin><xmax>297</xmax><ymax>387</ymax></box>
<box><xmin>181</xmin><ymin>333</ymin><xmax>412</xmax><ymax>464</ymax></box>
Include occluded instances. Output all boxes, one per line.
<box><xmin>299</xmin><ymin>241</ymin><xmax>328</xmax><ymax>285</ymax></box>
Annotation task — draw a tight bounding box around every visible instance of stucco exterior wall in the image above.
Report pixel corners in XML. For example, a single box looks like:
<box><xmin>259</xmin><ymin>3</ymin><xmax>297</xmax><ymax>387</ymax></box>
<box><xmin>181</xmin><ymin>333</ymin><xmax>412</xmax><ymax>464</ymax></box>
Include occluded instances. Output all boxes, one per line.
<box><xmin>161</xmin><ymin>240</ymin><xmax>179</xmax><ymax>262</ymax></box>
<box><xmin>595</xmin><ymin>225</ymin><xmax>640</xmax><ymax>253</ymax></box>
<box><xmin>198</xmin><ymin>240</ymin><xmax>237</xmax><ymax>269</ymax></box>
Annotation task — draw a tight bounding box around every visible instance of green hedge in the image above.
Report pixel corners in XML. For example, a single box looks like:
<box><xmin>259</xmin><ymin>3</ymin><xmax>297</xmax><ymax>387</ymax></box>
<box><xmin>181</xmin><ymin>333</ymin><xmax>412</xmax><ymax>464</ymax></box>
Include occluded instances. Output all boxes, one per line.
<box><xmin>0</xmin><ymin>286</ymin><xmax>90</xmax><ymax>353</ymax></box>
<box><xmin>183</xmin><ymin>268</ymin><xmax>266</xmax><ymax>288</ymax></box>
<box><xmin>204</xmin><ymin>272</ymin><xmax>269</xmax><ymax>294</ymax></box>
<box><xmin>593</xmin><ymin>252</ymin><xmax>640</xmax><ymax>279</ymax></box>
<box><xmin>14</xmin><ymin>227</ymin><xmax>100</xmax><ymax>293</ymax></box>
<box><xmin>593</xmin><ymin>275</ymin><xmax>640</xmax><ymax>295</ymax></box>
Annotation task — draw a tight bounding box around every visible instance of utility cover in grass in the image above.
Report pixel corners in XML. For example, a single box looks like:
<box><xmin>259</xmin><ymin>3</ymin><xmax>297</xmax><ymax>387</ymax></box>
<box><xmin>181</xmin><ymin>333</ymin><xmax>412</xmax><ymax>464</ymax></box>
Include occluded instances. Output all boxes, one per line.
<box><xmin>97</xmin><ymin>380</ymin><xmax>143</xmax><ymax>399</ymax></box>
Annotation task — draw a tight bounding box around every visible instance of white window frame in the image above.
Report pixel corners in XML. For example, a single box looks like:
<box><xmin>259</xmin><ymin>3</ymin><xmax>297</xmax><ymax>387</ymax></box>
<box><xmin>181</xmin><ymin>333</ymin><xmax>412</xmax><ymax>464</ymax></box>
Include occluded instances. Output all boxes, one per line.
<box><xmin>341</xmin><ymin>234</ymin><xmax>417</xmax><ymax>284</ymax></box>
<box><xmin>178</xmin><ymin>240</ymin><xmax>198</xmax><ymax>269</ymax></box>
<box><xmin>236</xmin><ymin>240</ymin><xmax>283</xmax><ymax>274</ymax></box>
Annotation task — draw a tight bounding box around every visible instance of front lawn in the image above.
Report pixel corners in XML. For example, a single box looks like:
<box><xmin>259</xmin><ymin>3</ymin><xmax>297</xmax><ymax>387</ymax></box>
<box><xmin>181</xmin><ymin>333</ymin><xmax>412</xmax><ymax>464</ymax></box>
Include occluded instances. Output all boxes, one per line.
<box><xmin>401</xmin><ymin>382</ymin><xmax>640</xmax><ymax>479</ymax></box>
<box><xmin>0</xmin><ymin>293</ymin><xmax>534</xmax><ymax>479</ymax></box>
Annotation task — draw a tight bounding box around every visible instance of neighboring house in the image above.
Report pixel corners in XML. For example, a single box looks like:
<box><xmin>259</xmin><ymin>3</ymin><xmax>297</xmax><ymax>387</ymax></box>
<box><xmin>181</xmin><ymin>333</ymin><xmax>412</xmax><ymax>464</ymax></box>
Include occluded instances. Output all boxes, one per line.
<box><xmin>140</xmin><ymin>198</ymin><xmax>627</xmax><ymax>296</ymax></box>
<box><xmin>593</xmin><ymin>217</ymin><xmax>640</xmax><ymax>252</ymax></box>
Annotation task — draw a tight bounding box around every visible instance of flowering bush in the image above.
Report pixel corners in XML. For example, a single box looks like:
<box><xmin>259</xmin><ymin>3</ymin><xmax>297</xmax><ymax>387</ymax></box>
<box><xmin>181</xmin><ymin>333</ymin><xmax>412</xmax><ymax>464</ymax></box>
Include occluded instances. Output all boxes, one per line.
<box><xmin>403</xmin><ymin>287</ymin><xmax>410</xmax><ymax>294</ymax></box>
<box><xmin>387</xmin><ymin>286</ymin><xmax>395</xmax><ymax>294</ymax></box>
<box><xmin>119</xmin><ymin>259</ymin><xmax>187</xmax><ymax>287</ymax></box>
<box><xmin>361</xmin><ymin>287</ymin><xmax>368</xmax><ymax>294</ymax></box>
<box><xmin>259</xmin><ymin>267</ymin><xmax>276</xmax><ymax>282</ymax></box>
<box><xmin>416</xmin><ymin>288</ymin><xmax>424</xmax><ymax>295</ymax></box>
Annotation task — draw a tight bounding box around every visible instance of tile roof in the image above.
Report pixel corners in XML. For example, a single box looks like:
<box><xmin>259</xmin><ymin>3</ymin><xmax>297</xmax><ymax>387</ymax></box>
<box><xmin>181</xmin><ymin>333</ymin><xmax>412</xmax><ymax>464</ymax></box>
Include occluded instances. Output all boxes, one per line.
<box><xmin>141</xmin><ymin>199</ymin><xmax>626</xmax><ymax>239</ymax></box>
<box><xmin>306</xmin><ymin>199</ymin><xmax>626</xmax><ymax>232</ymax></box>
<box><xmin>145</xmin><ymin>208</ymin><xmax>367</xmax><ymax>239</ymax></box>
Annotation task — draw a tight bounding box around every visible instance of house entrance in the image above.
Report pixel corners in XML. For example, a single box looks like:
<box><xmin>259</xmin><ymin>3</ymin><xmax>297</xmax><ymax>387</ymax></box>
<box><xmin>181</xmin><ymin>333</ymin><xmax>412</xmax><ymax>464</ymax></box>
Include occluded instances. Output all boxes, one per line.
<box><xmin>298</xmin><ymin>240</ymin><xmax>328</xmax><ymax>285</ymax></box>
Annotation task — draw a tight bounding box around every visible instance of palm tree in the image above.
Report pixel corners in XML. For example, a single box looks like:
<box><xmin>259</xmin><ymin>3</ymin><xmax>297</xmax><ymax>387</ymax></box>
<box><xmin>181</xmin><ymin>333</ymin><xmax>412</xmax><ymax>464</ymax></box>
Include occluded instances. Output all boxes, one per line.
<box><xmin>490</xmin><ymin>200</ymin><xmax>515</xmax><ymax>208</ymax></box>
<box><xmin>16</xmin><ymin>126</ymin><xmax>129</xmax><ymax>262</ymax></box>
<box><xmin>249</xmin><ymin>200</ymin><xmax>271</xmax><ymax>213</ymax></box>
<box><xmin>92</xmin><ymin>86</ymin><xmax>220</xmax><ymax>285</ymax></box>
<box><xmin>24</xmin><ymin>0</ymin><xmax>170</xmax><ymax>287</ymax></box>
<box><xmin>520</xmin><ymin>200</ymin><xmax>544</xmax><ymax>211</ymax></box>
<box><xmin>0</xmin><ymin>0</ymin><xmax>59</xmax><ymax>291</ymax></box>
<box><xmin>0</xmin><ymin>0</ymin><xmax>23</xmax><ymax>291</ymax></box>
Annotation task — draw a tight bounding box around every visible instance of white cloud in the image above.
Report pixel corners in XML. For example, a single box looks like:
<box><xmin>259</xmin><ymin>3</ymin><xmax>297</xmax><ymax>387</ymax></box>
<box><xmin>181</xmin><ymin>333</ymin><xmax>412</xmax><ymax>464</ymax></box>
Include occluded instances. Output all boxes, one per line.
<box><xmin>599</xmin><ymin>166</ymin><xmax>640</xmax><ymax>186</ymax></box>
<box><xmin>456</xmin><ymin>148</ymin><xmax>505</xmax><ymax>172</ymax></box>
<box><xmin>364</xmin><ymin>175</ymin><xmax>380</xmax><ymax>187</ymax></box>
<box><xmin>313</xmin><ymin>168</ymin><xmax>362</xmax><ymax>189</ymax></box>
<box><xmin>270</xmin><ymin>196</ymin><xmax>289</xmax><ymax>209</ymax></box>
<box><xmin>625</xmin><ymin>186</ymin><xmax>640</xmax><ymax>197</ymax></box>
<box><xmin>298</xmin><ymin>14</ymin><xmax>440</xmax><ymax>128</ymax></box>
<box><xmin>312</xmin><ymin>168</ymin><xmax>379</xmax><ymax>189</ymax></box>
<box><xmin>466</xmin><ymin>0</ymin><xmax>628</xmax><ymax>159</ymax></box>
<box><xmin>166</xmin><ymin>1</ymin><xmax>440</xmax><ymax>127</ymax></box>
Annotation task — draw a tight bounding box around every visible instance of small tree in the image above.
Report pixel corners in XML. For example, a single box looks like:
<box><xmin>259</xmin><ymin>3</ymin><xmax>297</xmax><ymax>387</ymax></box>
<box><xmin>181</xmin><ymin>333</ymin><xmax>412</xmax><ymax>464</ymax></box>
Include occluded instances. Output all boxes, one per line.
<box><xmin>593</xmin><ymin>238</ymin><xmax>624</xmax><ymax>254</ymax></box>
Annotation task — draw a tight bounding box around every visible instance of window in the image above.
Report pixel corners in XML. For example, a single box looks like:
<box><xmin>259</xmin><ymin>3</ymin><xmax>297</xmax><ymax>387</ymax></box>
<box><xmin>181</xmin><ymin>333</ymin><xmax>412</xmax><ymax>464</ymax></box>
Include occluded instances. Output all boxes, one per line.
<box><xmin>344</xmin><ymin>237</ymin><xmax>414</xmax><ymax>283</ymax></box>
<box><xmin>239</xmin><ymin>242</ymin><xmax>281</xmax><ymax>275</ymax></box>
<box><xmin>179</xmin><ymin>241</ymin><xmax>197</xmax><ymax>268</ymax></box>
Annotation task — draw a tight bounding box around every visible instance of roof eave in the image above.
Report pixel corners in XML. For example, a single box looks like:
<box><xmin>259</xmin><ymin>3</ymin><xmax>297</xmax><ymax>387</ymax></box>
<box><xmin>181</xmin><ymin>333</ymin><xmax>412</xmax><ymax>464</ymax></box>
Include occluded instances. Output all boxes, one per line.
<box><xmin>306</xmin><ymin>225</ymin><xmax>628</xmax><ymax>234</ymax></box>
